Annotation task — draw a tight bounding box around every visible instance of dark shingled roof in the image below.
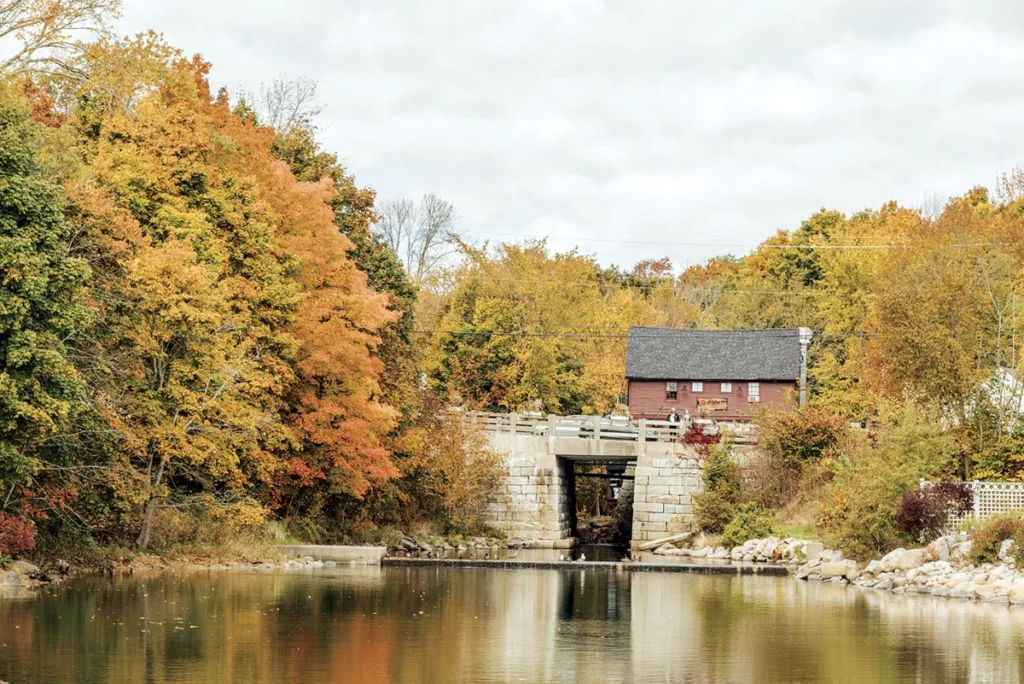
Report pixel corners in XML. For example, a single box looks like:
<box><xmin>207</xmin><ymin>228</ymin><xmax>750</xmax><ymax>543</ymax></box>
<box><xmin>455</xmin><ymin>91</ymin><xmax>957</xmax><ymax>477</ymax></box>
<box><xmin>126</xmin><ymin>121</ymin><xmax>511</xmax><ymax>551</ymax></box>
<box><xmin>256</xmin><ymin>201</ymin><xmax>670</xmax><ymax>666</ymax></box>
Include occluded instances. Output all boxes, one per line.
<box><xmin>625</xmin><ymin>327</ymin><xmax>803</xmax><ymax>381</ymax></box>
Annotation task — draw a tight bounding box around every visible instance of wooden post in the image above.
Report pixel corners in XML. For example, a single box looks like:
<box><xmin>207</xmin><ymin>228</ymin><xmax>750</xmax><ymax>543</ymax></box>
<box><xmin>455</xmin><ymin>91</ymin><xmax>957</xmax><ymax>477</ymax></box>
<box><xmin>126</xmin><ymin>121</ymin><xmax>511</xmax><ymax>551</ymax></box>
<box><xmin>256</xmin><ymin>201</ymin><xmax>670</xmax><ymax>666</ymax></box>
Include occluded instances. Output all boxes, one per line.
<box><xmin>638</xmin><ymin>419</ymin><xmax>647</xmax><ymax>443</ymax></box>
<box><xmin>548</xmin><ymin>414</ymin><xmax>557</xmax><ymax>437</ymax></box>
<box><xmin>592</xmin><ymin>415</ymin><xmax>601</xmax><ymax>441</ymax></box>
<box><xmin>510</xmin><ymin>412</ymin><xmax>518</xmax><ymax>435</ymax></box>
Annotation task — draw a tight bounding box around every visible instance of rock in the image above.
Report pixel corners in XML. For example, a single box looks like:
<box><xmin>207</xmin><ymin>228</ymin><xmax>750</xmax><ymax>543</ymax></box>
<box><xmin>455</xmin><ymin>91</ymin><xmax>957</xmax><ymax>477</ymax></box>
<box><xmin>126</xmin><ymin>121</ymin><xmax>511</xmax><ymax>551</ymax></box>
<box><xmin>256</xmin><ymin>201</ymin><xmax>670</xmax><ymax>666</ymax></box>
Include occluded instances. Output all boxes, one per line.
<box><xmin>653</xmin><ymin>543</ymin><xmax>677</xmax><ymax>556</ymax></box>
<box><xmin>864</xmin><ymin>560</ymin><xmax>883</xmax><ymax>576</ymax></box>
<box><xmin>950</xmin><ymin>541</ymin><xmax>972</xmax><ymax>562</ymax></box>
<box><xmin>895</xmin><ymin>549</ymin><xmax>929</xmax><ymax>571</ymax></box>
<box><xmin>926</xmin><ymin>537</ymin><xmax>951</xmax><ymax>562</ymax></box>
<box><xmin>949</xmin><ymin>583</ymin><xmax>974</xmax><ymax>599</ymax></box>
<box><xmin>457</xmin><ymin>544</ymin><xmax>467</xmax><ymax>552</ymax></box>
<box><xmin>760</xmin><ymin>538</ymin><xmax>780</xmax><ymax>561</ymax></box>
<box><xmin>730</xmin><ymin>547</ymin><xmax>744</xmax><ymax>561</ymax></box>
<box><xmin>801</xmin><ymin>541</ymin><xmax>825</xmax><ymax>562</ymax></box>
<box><xmin>999</xmin><ymin>539</ymin><xmax>1016</xmax><ymax>564</ymax></box>
<box><xmin>879</xmin><ymin>548</ymin><xmax>907</xmax><ymax>572</ymax></box>
<box><xmin>1009</xmin><ymin>583</ymin><xmax>1024</xmax><ymax>605</ymax></box>
<box><xmin>637</xmin><ymin>532</ymin><xmax>692</xmax><ymax>551</ymax></box>
<box><xmin>795</xmin><ymin>565</ymin><xmax>811</xmax><ymax>580</ymax></box>
<box><xmin>873</xmin><ymin>579</ymin><xmax>893</xmax><ymax>591</ymax></box>
<box><xmin>8</xmin><ymin>560</ymin><xmax>40</xmax><ymax>577</ymax></box>
<box><xmin>710</xmin><ymin>546</ymin><xmax>729</xmax><ymax>560</ymax></box>
<box><xmin>401</xmin><ymin>537</ymin><xmax>419</xmax><ymax>551</ymax></box>
<box><xmin>690</xmin><ymin>547</ymin><xmax>711</xmax><ymax>558</ymax></box>
<box><xmin>972</xmin><ymin>584</ymin><xmax>1003</xmax><ymax>601</ymax></box>
<box><xmin>417</xmin><ymin>541</ymin><xmax>434</xmax><ymax>552</ymax></box>
<box><xmin>0</xmin><ymin>571</ymin><xmax>23</xmax><ymax>586</ymax></box>
<box><xmin>820</xmin><ymin>561</ymin><xmax>853</xmax><ymax>579</ymax></box>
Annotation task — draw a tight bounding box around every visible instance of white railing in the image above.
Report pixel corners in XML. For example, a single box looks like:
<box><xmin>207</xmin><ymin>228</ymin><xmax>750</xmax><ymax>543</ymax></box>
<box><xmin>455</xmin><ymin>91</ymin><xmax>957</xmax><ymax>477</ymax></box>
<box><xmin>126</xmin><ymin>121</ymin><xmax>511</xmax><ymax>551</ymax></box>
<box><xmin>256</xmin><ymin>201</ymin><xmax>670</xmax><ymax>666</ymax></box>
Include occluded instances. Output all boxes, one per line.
<box><xmin>450</xmin><ymin>411</ymin><xmax>758</xmax><ymax>445</ymax></box>
<box><xmin>921</xmin><ymin>479</ymin><xmax>1024</xmax><ymax>527</ymax></box>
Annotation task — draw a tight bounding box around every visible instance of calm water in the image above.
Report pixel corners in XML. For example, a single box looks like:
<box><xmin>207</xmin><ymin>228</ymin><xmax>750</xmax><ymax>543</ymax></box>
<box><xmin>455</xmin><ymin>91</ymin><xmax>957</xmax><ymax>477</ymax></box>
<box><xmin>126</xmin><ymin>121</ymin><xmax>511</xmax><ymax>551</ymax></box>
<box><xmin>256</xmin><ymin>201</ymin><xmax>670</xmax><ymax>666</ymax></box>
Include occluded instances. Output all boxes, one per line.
<box><xmin>2</xmin><ymin>565</ymin><xmax>1024</xmax><ymax>683</ymax></box>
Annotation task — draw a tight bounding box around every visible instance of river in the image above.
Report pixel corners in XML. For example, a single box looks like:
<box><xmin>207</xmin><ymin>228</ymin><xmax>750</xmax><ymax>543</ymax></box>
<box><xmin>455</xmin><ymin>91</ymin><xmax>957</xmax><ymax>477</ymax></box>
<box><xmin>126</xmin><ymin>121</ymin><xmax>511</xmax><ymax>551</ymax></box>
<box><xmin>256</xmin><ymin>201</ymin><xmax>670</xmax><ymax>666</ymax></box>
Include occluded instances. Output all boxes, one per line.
<box><xmin>2</xmin><ymin>564</ymin><xmax>1023</xmax><ymax>683</ymax></box>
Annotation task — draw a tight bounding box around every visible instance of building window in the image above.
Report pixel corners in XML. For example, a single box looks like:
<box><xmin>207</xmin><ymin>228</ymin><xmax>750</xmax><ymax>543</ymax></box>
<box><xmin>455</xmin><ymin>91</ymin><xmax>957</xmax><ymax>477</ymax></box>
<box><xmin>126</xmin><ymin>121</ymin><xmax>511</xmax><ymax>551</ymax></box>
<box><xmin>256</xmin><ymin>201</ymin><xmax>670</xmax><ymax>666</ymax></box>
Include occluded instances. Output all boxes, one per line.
<box><xmin>721</xmin><ymin>382</ymin><xmax>732</xmax><ymax>393</ymax></box>
<box><xmin>748</xmin><ymin>382</ymin><xmax>760</xmax><ymax>403</ymax></box>
<box><xmin>692</xmin><ymin>381</ymin><xmax>704</xmax><ymax>393</ymax></box>
<box><xmin>666</xmin><ymin>381</ymin><xmax>677</xmax><ymax>400</ymax></box>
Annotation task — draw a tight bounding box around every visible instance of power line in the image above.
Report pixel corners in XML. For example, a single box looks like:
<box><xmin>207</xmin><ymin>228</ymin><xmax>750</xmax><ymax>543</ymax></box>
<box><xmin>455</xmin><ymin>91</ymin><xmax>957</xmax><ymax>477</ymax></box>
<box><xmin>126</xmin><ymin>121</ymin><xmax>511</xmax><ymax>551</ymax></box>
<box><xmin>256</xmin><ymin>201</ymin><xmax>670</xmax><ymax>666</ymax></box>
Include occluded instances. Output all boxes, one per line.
<box><xmin>460</xmin><ymin>228</ymin><xmax>1001</xmax><ymax>251</ymax></box>
<box><xmin>432</xmin><ymin>275</ymin><xmax>860</xmax><ymax>297</ymax></box>
<box><xmin>411</xmin><ymin>328</ymin><xmax>877</xmax><ymax>340</ymax></box>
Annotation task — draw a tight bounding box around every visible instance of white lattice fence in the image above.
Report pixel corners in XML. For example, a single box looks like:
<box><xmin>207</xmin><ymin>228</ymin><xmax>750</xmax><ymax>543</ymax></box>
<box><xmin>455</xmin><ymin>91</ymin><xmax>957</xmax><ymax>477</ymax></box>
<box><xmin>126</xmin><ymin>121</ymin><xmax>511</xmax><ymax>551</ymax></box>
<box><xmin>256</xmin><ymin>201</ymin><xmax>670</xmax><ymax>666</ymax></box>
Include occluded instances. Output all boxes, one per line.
<box><xmin>921</xmin><ymin>480</ymin><xmax>1024</xmax><ymax>528</ymax></box>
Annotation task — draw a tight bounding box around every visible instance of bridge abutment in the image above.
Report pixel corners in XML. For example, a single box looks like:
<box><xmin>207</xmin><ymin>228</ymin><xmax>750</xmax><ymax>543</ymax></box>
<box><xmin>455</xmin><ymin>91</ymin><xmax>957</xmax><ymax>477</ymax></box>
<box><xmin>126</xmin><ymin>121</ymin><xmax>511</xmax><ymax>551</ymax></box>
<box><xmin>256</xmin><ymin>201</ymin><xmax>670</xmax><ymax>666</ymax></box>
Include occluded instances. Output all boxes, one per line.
<box><xmin>482</xmin><ymin>429</ymin><xmax>703</xmax><ymax>548</ymax></box>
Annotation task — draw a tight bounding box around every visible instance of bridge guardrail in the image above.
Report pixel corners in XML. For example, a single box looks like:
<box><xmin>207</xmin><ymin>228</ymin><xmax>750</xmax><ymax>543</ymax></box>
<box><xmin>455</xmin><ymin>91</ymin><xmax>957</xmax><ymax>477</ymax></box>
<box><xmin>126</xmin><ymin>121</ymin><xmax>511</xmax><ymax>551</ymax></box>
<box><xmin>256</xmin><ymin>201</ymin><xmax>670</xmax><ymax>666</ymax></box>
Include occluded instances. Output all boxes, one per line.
<box><xmin>450</xmin><ymin>411</ymin><xmax>757</xmax><ymax>445</ymax></box>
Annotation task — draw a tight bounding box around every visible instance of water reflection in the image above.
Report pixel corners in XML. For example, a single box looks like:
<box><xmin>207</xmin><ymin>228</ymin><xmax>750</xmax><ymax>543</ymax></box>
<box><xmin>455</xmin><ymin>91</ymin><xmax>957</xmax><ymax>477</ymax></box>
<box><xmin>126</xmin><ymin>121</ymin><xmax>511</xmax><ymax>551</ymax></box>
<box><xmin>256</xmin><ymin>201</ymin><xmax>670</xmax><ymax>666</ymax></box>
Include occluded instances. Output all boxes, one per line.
<box><xmin>2</xmin><ymin>566</ymin><xmax>1024</xmax><ymax>683</ymax></box>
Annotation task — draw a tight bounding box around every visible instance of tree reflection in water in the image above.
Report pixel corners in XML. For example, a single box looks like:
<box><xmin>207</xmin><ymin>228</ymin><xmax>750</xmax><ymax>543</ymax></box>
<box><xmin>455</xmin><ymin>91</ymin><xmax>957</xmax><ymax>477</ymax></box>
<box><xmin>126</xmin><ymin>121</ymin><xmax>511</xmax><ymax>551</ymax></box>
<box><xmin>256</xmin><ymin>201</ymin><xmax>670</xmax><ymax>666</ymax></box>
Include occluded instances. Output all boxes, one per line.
<box><xmin>1</xmin><ymin>566</ymin><xmax>1023</xmax><ymax>683</ymax></box>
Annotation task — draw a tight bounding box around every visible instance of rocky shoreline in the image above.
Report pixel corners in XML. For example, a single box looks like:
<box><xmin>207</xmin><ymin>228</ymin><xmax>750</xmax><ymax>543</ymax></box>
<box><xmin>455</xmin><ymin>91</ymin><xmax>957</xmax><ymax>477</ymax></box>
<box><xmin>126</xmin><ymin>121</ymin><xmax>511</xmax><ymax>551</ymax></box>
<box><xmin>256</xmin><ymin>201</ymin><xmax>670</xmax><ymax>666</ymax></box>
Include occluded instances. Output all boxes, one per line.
<box><xmin>795</xmin><ymin>533</ymin><xmax>1024</xmax><ymax>605</ymax></box>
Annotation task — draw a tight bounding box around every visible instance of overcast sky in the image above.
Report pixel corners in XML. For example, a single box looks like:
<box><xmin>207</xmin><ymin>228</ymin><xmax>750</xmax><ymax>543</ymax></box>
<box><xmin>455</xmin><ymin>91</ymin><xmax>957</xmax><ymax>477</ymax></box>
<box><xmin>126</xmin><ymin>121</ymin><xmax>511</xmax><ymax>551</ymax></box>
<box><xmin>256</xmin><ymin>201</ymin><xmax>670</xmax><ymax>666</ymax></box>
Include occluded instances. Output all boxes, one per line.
<box><xmin>119</xmin><ymin>1</ymin><xmax>1024</xmax><ymax>270</ymax></box>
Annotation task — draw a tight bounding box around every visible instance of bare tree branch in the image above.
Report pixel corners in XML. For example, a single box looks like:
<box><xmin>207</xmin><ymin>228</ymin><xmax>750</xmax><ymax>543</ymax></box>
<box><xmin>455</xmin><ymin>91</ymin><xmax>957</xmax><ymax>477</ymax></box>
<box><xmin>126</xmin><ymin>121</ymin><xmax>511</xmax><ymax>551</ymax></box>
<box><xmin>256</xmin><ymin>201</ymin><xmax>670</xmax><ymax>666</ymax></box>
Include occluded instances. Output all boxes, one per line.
<box><xmin>375</xmin><ymin>193</ymin><xmax>459</xmax><ymax>283</ymax></box>
<box><xmin>0</xmin><ymin>0</ymin><xmax>121</xmax><ymax>76</ymax></box>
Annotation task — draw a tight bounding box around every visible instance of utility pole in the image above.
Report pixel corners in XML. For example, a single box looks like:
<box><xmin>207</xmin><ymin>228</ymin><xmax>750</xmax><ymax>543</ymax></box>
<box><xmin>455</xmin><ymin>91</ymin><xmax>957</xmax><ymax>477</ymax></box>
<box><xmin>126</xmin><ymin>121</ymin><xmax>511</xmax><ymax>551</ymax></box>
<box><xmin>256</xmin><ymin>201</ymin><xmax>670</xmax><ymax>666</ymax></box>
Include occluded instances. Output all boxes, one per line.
<box><xmin>798</xmin><ymin>327</ymin><xmax>813</xmax><ymax>407</ymax></box>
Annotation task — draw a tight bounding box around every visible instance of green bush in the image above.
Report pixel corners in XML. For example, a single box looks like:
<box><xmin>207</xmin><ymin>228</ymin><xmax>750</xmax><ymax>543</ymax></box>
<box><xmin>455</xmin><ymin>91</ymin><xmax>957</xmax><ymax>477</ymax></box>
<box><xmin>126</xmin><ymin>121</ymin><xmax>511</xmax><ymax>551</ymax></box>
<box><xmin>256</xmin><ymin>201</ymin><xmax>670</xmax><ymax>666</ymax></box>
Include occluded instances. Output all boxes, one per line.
<box><xmin>694</xmin><ymin>488</ymin><xmax>736</xmax><ymax>535</ymax></box>
<box><xmin>968</xmin><ymin>513</ymin><xmax>1024</xmax><ymax>567</ymax></box>
<box><xmin>817</xmin><ymin>399</ymin><xmax>962</xmax><ymax>560</ymax></box>
<box><xmin>694</xmin><ymin>442</ymin><xmax>741</xmax><ymax>534</ymax></box>
<box><xmin>721</xmin><ymin>504</ymin><xmax>776</xmax><ymax>548</ymax></box>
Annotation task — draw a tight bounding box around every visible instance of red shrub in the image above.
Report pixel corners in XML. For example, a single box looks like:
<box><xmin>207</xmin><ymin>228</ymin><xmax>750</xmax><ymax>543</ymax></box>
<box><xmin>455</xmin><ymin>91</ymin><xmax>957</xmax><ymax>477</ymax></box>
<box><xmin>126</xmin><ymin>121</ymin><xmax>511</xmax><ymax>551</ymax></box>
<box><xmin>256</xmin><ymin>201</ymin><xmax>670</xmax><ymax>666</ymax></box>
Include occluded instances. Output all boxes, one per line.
<box><xmin>683</xmin><ymin>423</ymin><xmax>721</xmax><ymax>456</ymax></box>
<box><xmin>0</xmin><ymin>513</ymin><xmax>36</xmax><ymax>556</ymax></box>
<box><xmin>896</xmin><ymin>482</ymin><xmax>973</xmax><ymax>541</ymax></box>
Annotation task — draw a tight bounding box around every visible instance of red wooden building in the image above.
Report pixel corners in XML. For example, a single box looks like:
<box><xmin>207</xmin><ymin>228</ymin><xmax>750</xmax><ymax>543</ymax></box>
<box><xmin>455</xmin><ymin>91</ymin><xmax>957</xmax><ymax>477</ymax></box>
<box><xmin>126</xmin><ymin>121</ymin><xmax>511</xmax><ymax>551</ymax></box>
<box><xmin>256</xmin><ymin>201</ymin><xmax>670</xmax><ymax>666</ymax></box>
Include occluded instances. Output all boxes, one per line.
<box><xmin>625</xmin><ymin>327</ymin><xmax>810</xmax><ymax>422</ymax></box>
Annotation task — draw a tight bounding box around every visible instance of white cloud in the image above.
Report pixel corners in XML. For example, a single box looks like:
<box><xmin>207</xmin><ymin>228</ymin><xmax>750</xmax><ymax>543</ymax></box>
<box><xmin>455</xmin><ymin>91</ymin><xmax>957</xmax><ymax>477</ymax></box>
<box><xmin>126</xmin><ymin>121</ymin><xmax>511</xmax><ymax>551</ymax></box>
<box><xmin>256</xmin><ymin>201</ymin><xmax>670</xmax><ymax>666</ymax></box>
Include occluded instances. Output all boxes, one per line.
<box><xmin>119</xmin><ymin>0</ymin><xmax>1024</xmax><ymax>270</ymax></box>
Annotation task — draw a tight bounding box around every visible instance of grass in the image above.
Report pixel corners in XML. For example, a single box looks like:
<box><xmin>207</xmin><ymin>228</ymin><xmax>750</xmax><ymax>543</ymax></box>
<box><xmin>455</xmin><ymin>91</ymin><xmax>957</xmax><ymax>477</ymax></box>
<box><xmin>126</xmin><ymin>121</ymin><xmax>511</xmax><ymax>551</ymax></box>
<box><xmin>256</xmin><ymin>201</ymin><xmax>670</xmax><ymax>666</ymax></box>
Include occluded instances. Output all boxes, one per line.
<box><xmin>776</xmin><ymin>522</ymin><xmax>817</xmax><ymax>540</ymax></box>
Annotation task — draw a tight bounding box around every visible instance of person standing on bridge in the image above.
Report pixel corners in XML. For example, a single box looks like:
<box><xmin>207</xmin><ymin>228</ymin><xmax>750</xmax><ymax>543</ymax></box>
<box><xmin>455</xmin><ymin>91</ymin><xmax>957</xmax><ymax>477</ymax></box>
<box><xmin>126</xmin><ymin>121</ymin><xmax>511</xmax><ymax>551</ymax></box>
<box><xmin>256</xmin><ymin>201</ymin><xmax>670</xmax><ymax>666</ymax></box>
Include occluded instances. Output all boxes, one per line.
<box><xmin>667</xmin><ymin>407</ymin><xmax>680</xmax><ymax>423</ymax></box>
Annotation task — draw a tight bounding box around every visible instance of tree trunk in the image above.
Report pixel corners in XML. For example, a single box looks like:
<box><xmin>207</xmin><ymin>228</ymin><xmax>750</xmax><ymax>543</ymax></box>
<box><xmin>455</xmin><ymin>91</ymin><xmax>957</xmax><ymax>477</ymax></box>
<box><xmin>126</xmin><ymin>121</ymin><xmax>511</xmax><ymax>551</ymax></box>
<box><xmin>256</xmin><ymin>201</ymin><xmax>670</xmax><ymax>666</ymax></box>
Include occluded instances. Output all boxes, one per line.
<box><xmin>136</xmin><ymin>457</ymin><xmax>167</xmax><ymax>549</ymax></box>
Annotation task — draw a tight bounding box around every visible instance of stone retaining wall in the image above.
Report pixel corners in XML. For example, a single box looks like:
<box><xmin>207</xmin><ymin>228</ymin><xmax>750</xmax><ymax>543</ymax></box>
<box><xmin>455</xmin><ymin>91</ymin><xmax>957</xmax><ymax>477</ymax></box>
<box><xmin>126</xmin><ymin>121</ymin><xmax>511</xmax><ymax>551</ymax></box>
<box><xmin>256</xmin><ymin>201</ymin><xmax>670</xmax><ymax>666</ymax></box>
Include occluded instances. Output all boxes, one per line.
<box><xmin>629</xmin><ymin>445</ymin><xmax>703</xmax><ymax>545</ymax></box>
<box><xmin>482</xmin><ymin>433</ymin><xmax>574</xmax><ymax>542</ymax></box>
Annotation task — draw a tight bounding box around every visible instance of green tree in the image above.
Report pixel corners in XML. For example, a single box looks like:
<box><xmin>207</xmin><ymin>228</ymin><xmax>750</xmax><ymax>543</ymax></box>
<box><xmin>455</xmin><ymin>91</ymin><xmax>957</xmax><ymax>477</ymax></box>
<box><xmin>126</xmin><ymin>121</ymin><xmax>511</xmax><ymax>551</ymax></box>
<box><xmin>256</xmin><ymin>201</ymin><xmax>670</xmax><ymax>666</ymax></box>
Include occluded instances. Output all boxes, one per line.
<box><xmin>0</xmin><ymin>88</ymin><xmax>88</xmax><ymax>509</ymax></box>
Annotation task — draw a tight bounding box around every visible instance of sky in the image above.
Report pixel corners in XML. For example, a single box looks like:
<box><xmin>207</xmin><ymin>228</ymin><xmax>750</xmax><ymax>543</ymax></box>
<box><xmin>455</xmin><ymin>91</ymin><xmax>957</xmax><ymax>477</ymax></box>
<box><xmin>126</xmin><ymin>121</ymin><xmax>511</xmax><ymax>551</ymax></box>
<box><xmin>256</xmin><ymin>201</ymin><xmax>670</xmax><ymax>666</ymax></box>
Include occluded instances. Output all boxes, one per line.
<box><xmin>118</xmin><ymin>1</ymin><xmax>1024</xmax><ymax>271</ymax></box>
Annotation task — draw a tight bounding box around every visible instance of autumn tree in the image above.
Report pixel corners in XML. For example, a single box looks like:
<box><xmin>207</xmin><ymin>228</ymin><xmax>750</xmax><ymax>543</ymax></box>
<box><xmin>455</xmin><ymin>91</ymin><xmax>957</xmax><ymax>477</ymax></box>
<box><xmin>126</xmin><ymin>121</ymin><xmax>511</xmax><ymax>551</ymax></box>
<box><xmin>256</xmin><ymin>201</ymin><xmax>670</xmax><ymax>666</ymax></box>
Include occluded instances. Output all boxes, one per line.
<box><xmin>0</xmin><ymin>86</ymin><xmax>88</xmax><ymax>530</ymax></box>
<box><xmin>0</xmin><ymin>0</ymin><xmax>121</xmax><ymax>75</ymax></box>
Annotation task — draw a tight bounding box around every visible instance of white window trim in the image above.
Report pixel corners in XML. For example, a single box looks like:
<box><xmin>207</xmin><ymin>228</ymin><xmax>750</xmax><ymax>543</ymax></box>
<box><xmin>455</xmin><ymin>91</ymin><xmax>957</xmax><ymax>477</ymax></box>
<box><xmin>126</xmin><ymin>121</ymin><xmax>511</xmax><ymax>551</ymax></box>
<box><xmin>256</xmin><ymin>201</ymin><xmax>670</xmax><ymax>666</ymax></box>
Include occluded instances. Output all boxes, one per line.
<box><xmin>692</xmin><ymin>381</ymin><xmax>704</xmax><ymax>392</ymax></box>
<box><xmin>748</xmin><ymin>382</ymin><xmax>760</xmax><ymax>403</ymax></box>
<box><xmin>721</xmin><ymin>382</ymin><xmax>732</xmax><ymax>392</ymax></box>
<box><xmin>666</xmin><ymin>381</ymin><xmax>677</xmax><ymax>399</ymax></box>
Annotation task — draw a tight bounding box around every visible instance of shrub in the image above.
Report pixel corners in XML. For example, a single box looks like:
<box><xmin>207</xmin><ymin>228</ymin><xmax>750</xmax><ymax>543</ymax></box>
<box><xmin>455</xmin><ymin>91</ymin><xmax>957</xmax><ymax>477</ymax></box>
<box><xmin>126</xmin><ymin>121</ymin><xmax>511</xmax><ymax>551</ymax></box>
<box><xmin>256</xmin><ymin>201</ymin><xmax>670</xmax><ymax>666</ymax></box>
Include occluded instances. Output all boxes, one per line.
<box><xmin>694</xmin><ymin>442</ymin><xmax>741</xmax><ymax>533</ymax></box>
<box><xmin>682</xmin><ymin>423</ymin><xmax>721</xmax><ymax>456</ymax></box>
<box><xmin>694</xmin><ymin>488</ymin><xmax>736</xmax><ymax>535</ymax></box>
<box><xmin>895</xmin><ymin>482</ymin><xmax>973</xmax><ymax>541</ymax></box>
<box><xmin>968</xmin><ymin>513</ymin><xmax>1024</xmax><ymax>567</ymax></box>
<box><xmin>721</xmin><ymin>504</ymin><xmax>776</xmax><ymax>548</ymax></box>
<box><xmin>395</xmin><ymin>395</ymin><xmax>505</xmax><ymax>534</ymax></box>
<box><xmin>0</xmin><ymin>513</ymin><xmax>37</xmax><ymax>557</ymax></box>
<box><xmin>752</xmin><ymin>406</ymin><xmax>848</xmax><ymax>508</ymax></box>
<box><xmin>817</xmin><ymin>400</ymin><xmax>961</xmax><ymax>560</ymax></box>
<box><xmin>758</xmin><ymin>406</ymin><xmax>848</xmax><ymax>466</ymax></box>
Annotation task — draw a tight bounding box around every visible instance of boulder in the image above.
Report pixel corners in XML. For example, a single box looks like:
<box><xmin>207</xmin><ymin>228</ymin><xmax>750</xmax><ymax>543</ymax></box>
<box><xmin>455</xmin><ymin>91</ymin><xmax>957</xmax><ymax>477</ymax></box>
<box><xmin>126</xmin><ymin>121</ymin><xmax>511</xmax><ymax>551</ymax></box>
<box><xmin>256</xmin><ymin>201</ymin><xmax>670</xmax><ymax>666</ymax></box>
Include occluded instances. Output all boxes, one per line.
<box><xmin>710</xmin><ymin>546</ymin><xmax>729</xmax><ymax>560</ymax></box>
<box><xmin>820</xmin><ymin>561</ymin><xmax>857</xmax><ymax>579</ymax></box>
<box><xmin>800</xmin><ymin>541</ymin><xmax>825</xmax><ymax>562</ymax></box>
<box><xmin>690</xmin><ymin>547</ymin><xmax>711</xmax><ymax>558</ymax></box>
<box><xmin>864</xmin><ymin>560</ymin><xmax>883</xmax><ymax>576</ymax></box>
<box><xmin>894</xmin><ymin>549</ymin><xmax>929</xmax><ymax>571</ymax></box>
<box><xmin>879</xmin><ymin>548</ymin><xmax>906</xmax><ymax>572</ymax></box>
<box><xmin>999</xmin><ymin>539</ymin><xmax>1016</xmax><ymax>564</ymax></box>
<box><xmin>8</xmin><ymin>560</ymin><xmax>40</xmax><ymax>577</ymax></box>
<box><xmin>653</xmin><ymin>543</ymin><xmax>677</xmax><ymax>556</ymax></box>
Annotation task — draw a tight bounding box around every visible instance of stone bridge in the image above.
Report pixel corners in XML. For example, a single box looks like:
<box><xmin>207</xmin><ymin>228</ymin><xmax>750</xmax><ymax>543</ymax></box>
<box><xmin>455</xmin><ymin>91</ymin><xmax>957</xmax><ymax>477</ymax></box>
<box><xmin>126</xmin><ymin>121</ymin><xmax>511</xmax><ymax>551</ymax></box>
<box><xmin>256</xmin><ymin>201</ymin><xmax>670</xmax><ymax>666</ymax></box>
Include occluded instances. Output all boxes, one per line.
<box><xmin>463</xmin><ymin>413</ymin><xmax>752</xmax><ymax>548</ymax></box>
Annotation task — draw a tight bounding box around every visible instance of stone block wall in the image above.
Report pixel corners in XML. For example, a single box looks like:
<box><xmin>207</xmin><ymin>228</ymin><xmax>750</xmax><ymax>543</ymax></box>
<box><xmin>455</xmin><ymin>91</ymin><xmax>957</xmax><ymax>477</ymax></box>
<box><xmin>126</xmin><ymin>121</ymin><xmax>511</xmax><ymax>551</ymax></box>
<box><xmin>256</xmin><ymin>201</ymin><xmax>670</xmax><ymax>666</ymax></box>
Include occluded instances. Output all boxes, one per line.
<box><xmin>629</xmin><ymin>445</ymin><xmax>703</xmax><ymax>545</ymax></box>
<box><xmin>481</xmin><ymin>430</ymin><xmax>703</xmax><ymax>548</ymax></box>
<box><xmin>482</xmin><ymin>433</ymin><xmax>574</xmax><ymax>543</ymax></box>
